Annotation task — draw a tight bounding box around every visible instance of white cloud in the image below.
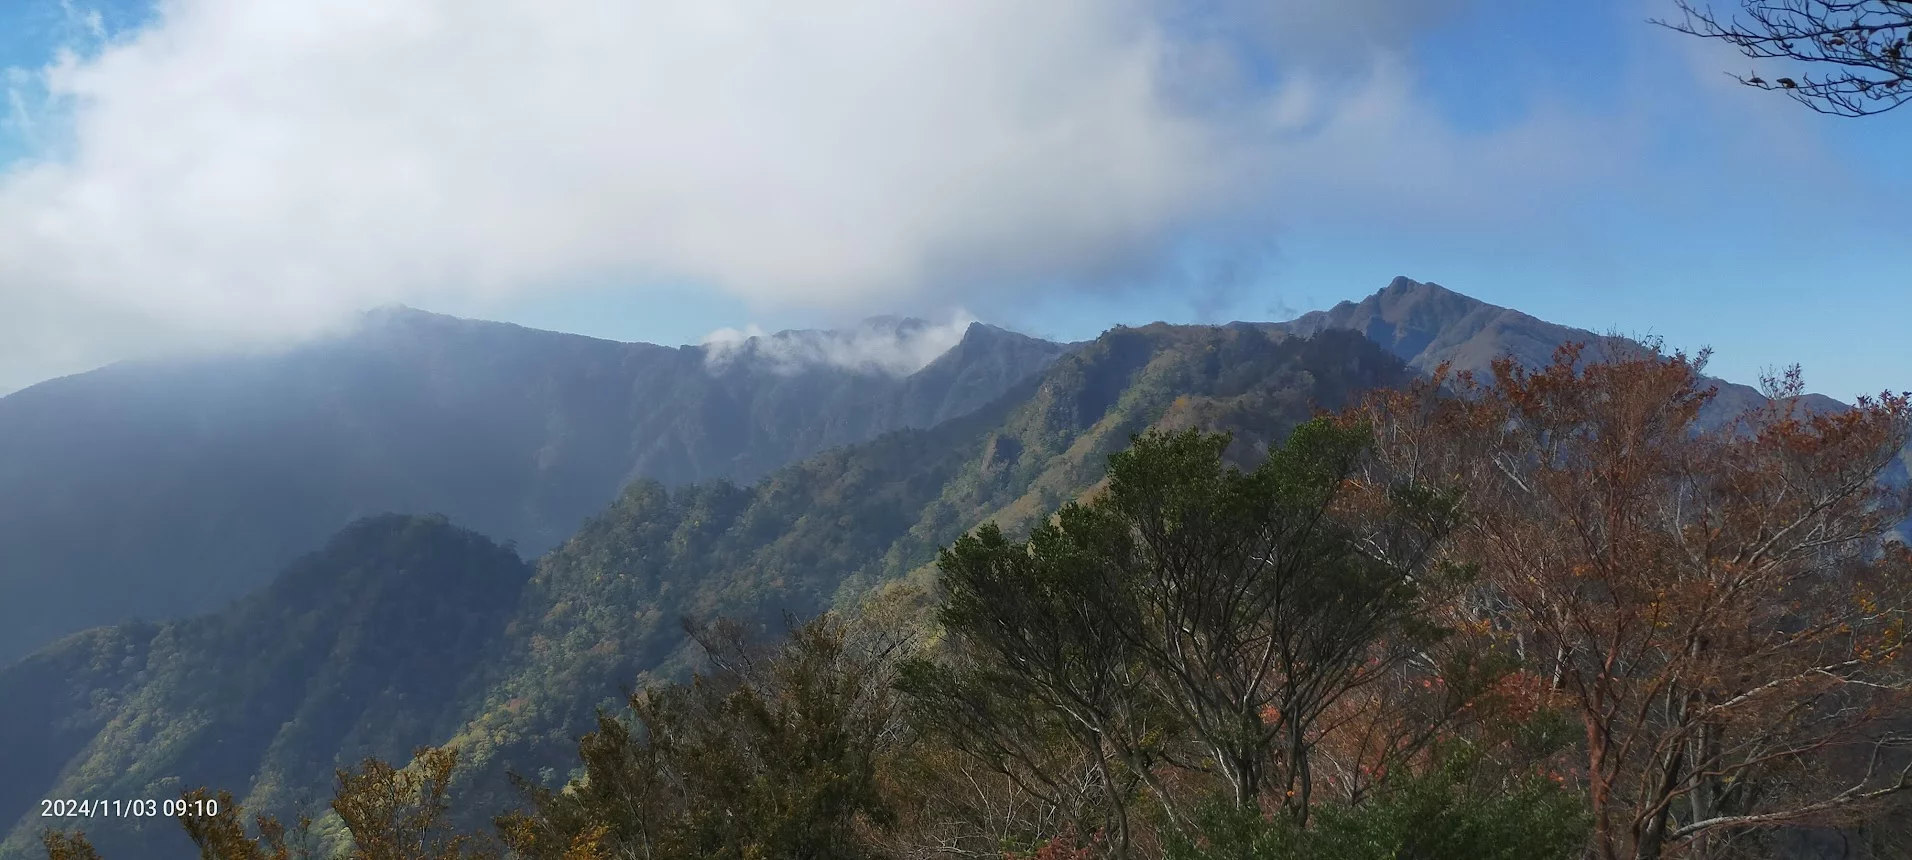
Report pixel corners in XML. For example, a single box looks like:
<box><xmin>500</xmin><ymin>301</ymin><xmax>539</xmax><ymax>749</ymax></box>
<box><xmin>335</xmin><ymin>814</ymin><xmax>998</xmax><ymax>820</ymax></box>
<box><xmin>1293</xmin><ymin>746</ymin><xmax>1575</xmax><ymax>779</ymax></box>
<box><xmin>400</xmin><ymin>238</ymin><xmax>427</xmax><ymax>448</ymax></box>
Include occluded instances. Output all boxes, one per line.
<box><xmin>1254</xmin><ymin>59</ymin><xmax>1636</xmax><ymax>228</ymax></box>
<box><xmin>700</xmin><ymin>311</ymin><xmax>979</xmax><ymax>377</ymax></box>
<box><xmin>0</xmin><ymin>0</ymin><xmax>1620</xmax><ymax>391</ymax></box>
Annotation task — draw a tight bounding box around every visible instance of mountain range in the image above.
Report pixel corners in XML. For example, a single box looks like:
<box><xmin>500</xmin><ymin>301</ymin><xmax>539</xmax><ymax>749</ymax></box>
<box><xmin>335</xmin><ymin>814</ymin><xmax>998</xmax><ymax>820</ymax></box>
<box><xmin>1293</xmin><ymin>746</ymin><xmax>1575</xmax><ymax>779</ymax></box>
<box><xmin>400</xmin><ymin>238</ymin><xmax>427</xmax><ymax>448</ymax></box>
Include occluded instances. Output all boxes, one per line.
<box><xmin>0</xmin><ymin>311</ymin><xmax>1064</xmax><ymax>664</ymax></box>
<box><xmin>0</xmin><ymin>277</ymin><xmax>1899</xmax><ymax>858</ymax></box>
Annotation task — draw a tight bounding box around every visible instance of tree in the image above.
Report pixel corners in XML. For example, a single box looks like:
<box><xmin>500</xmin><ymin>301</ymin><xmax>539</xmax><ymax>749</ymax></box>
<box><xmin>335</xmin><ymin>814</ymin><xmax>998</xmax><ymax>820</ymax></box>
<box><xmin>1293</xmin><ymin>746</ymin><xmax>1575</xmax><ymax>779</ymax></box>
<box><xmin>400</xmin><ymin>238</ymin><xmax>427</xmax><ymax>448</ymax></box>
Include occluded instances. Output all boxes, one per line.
<box><xmin>904</xmin><ymin>422</ymin><xmax>1465</xmax><ymax>856</ymax></box>
<box><xmin>39</xmin><ymin>831</ymin><xmax>101</xmax><ymax>860</ymax></box>
<box><xmin>39</xmin><ymin>749</ymin><xmax>491</xmax><ymax>860</ymax></box>
<box><xmin>1356</xmin><ymin>345</ymin><xmax>1912</xmax><ymax>860</ymax></box>
<box><xmin>332</xmin><ymin>747</ymin><xmax>497</xmax><ymax>860</ymax></box>
<box><xmin>1163</xmin><ymin>747</ymin><xmax>1587</xmax><ymax>860</ymax></box>
<box><xmin>498</xmin><ymin>613</ymin><xmax>909</xmax><ymax>860</ymax></box>
<box><xmin>1659</xmin><ymin>1</ymin><xmax>1912</xmax><ymax>116</ymax></box>
<box><xmin>173</xmin><ymin>749</ymin><xmax>489</xmax><ymax>860</ymax></box>
<box><xmin>898</xmin><ymin>517</ymin><xmax>1160</xmax><ymax>858</ymax></box>
<box><xmin>176</xmin><ymin>789</ymin><xmax>320</xmax><ymax>860</ymax></box>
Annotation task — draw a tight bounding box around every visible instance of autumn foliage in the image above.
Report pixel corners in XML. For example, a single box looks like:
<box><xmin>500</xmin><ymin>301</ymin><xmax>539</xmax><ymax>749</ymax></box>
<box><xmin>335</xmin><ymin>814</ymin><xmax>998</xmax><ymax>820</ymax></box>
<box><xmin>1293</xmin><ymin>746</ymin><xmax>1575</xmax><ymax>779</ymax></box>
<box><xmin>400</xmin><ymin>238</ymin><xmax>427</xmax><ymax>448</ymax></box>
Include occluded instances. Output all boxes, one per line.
<box><xmin>1352</xmin><ymin>344</ymin><xmax>1912</xmax><ymax>860</ymax></box>
<box><xmin>40</xmin><ymin>344</ymin><xmax>1911</xmax><ymax>860</ymax></box>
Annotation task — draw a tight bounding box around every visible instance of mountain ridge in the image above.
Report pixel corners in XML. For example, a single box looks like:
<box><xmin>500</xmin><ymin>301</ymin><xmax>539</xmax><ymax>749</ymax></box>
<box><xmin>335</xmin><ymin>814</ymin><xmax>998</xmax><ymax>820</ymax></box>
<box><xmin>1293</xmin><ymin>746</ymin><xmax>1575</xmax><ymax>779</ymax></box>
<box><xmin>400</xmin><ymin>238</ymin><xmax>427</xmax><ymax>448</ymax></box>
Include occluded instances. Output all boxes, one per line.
<box><xmin>2</xmin><ymin>277</ymin><xmax>1901</xmax><ymax>858</ymax></box>
<box><xmin>0</xmin><ymin>312</ymin><xmax>1065</xmax><ymax>664</ymax></box>
<box><xmin>2</xmin><ymin>278</ymin><xmax>1884</xmax><ymax>666</ymax></box>
<box><xmin>0</xmin><ymin>514</ymin><xmax>532</xmax><ymax>859</ymax></box>
<box><xmin>1263</xmin><ymin>276</ymin><xmax>1851</xmax><ymax>419</ymax></box>
<box><xmin>0</xmin><ymin>324</ymin><xmax>1414</xmax><ymax>860</ymax></box>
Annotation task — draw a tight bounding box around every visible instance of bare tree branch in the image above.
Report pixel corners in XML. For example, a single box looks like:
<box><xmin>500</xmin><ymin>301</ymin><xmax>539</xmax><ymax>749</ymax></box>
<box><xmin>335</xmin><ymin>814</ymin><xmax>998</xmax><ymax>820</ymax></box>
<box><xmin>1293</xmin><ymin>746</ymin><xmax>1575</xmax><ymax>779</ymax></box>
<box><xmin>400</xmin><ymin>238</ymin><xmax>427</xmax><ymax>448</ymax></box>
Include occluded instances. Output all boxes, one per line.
<box><xmin>1656</xmin><ymin>1</ymin><xmax>1912</xmax><ymax>116</ymax></box>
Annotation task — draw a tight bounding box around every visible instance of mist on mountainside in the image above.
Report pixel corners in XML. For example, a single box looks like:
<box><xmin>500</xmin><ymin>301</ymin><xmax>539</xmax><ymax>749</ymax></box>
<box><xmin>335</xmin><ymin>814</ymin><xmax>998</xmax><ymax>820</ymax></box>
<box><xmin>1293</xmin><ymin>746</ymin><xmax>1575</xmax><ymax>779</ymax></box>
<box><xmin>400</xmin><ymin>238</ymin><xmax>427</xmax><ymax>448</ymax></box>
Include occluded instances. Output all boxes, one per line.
<box><xmin>2</xmin><ymin>0</ymin><xmax>1908</xmax><ymax>857</ymax></box>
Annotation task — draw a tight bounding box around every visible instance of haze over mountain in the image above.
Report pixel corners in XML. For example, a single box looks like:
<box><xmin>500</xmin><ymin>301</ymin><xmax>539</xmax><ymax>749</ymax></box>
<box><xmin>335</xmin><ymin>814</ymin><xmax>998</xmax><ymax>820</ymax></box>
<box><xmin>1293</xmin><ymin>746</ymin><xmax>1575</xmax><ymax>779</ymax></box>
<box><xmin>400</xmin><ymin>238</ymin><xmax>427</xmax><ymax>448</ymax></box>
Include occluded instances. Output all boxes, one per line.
<box><xmin>0</xmin><ymin>514</ymin><xmax>534</xmax><ymax>859</ymax></box>
<box><xmin>0</xmin><ymin>320</ymin><xmax>1410</xmax><ymax>860</ymax></box>
<box><xmin>3</xmin><ymin>276</ymin><xmax>1892</xmax><ymax>669</ymax></box>
<box><xmin>0</xmin><ymin>311</ymin><xmax>1064</xmax><ymax>664</ymax></box>
<box><xmin>3</xmin><ymin>276</ymin><xmax>1901</xmax><ymax>860</ymax></box>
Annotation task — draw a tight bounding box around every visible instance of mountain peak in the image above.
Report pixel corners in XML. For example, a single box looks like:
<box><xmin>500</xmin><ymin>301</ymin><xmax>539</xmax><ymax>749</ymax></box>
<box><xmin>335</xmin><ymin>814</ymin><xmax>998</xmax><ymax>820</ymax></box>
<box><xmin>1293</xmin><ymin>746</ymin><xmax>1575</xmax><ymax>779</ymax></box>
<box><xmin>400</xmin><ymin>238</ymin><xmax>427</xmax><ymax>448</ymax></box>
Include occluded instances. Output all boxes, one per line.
<box><xmin>954</xmin><ymin>319</ymin><xmax>1012</xmax><ymax>342</ymax></box>
<box><xmin>1383</xmin><ymin>274</ymin><xmax>1427</xmax><ymax>294</ymax></box>
<box><xmin>1362</xmin><ymin>276</ymin><xmax>1488</xmax><ymax>318</ymax></box>
<box><xmin>1275</xmin><ymin>276</ymin><xmax>1852</xmax><ymax>423</ymax></box>
<box><xmin>1277</xmin><ymin>276</ymin><xmax>1510</xmax><ymax>371</ymax></box>
<box><xmin>360</xmin><ymin>303</ymin><xmax>446</xmax><ymax>324</ymax></box>
<box><xmin>1379</xmin><ymin>275</ymin><xmax>1469</xmax><ymax>303</ymax></box>
<box><xmin>355</xmin><ymin>303</ymin><xmax>490</xmax><ymax>335</ymax></box>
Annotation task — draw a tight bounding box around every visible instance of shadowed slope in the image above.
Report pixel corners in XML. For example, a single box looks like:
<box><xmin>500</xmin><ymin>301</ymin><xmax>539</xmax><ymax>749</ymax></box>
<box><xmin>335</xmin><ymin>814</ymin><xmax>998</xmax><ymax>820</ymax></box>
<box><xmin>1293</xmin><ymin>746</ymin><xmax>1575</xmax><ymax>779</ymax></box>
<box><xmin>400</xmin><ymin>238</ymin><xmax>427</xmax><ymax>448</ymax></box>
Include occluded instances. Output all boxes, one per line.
<box><xmin>0</xmin><ymin>313</ymin><xmax>1064</xmax><ymax>664</ymax></box>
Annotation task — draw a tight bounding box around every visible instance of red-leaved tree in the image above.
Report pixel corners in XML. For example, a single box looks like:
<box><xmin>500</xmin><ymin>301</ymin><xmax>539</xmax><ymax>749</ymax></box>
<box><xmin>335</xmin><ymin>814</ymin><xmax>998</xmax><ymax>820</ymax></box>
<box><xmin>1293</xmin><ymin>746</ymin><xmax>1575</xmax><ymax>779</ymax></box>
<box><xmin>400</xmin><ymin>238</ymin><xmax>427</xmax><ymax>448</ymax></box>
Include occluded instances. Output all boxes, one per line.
<box><xmin>1355</xmin><ymin>344</ymin><xmax>1912</xmax><ymax>860</ymax></box>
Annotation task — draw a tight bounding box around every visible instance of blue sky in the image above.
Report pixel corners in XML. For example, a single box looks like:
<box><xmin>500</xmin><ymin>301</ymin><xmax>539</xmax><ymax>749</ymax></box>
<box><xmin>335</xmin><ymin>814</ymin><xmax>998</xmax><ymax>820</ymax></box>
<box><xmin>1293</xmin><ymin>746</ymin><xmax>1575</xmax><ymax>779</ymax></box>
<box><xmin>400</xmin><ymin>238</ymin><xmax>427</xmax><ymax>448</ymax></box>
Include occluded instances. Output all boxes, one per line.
<box><xmin>1</xmin><ymin>0</ymin><xmax>1906</xmax><ymax>400</ymax></box>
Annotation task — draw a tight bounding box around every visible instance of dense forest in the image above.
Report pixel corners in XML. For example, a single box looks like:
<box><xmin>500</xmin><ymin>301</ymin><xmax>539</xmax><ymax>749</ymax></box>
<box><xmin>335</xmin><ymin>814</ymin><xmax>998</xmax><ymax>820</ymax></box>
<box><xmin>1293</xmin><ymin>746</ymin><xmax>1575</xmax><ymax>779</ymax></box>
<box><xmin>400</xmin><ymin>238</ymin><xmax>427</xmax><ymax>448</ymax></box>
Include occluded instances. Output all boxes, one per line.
<box><xmin>0</xmin><ymin>310</ymin><xmax>1063</xmax><ymax>664</ymax></box>
<box><xmin>33</xmin><ymin>342</ymin><xmax>1912</xmax><ymax>860</ymax></box>
<box><xmin>1</xmin><ymin>324</ymin><xmax>1408</xmax><ymax>859</ymax></box>
<box><xmin>2</xmin><ymin>0</ymin><xmax>1906</xmax><ymax>854</ymax></box>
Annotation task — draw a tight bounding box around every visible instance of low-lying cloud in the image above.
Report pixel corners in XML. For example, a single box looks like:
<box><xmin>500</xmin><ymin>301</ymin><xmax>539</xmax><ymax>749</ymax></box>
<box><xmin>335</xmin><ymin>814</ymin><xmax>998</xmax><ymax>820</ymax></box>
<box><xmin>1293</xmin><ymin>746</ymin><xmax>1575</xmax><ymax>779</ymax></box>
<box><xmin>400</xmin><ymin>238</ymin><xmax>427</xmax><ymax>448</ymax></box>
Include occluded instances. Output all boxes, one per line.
<box><xmin>0</xmin><ymin>0</ymin><xmax>1622</xmax><ymax>391</ymax></box>
<box><xmin>700</xmin><ymin>312</ymin><xmax>979</xmax><ymax>377</ymax></box>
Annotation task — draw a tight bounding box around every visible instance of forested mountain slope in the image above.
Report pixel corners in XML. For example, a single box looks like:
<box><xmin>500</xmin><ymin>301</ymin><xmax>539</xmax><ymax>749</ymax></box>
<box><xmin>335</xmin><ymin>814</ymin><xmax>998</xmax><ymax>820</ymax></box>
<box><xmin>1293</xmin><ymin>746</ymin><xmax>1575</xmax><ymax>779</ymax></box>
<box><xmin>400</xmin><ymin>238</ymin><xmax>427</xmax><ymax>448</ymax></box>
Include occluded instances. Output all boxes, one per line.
<box><xmin>1273</xmin><ymin>276</ymin><xmax>1907</xmax><ymax>534</ymax></box>
<box><xmin>0</xmin><ymin>325</ymin><xmax>1409</xmax><ymax>860</ymax></box>
<box><xmin>0</xmin><ymin>311</ymin><xmax>1063</xmax><ymax>664</ymax></box>
<box><xmin>0</xmin><ymin>515</ymin><xmax>531</xmax><ymax>860</ymax></box>
<box><xmin>3</xmin><ymin>279</ymin><xmax>1894</xmax><ymax>858</ymax></box>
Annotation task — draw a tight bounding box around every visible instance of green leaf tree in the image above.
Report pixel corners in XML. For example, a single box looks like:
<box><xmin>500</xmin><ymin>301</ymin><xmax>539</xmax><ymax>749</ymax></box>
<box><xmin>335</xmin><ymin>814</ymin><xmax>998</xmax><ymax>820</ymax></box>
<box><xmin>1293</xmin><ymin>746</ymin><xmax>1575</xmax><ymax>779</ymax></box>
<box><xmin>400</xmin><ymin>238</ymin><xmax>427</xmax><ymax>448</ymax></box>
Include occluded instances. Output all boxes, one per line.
<box><xmin>905</xmin><ymin>421</ymin><xmax>1465</xmax><ymax>855</ymax></box>
<box><xmin>499</xmin><ymin>614</ymin><xmax>907</xmax><ymax>860</ymax></box>
<box><xmin>1164</xmin><ymin>747</ymin><xmax>1587</xmax><ymax>860</ymax></box>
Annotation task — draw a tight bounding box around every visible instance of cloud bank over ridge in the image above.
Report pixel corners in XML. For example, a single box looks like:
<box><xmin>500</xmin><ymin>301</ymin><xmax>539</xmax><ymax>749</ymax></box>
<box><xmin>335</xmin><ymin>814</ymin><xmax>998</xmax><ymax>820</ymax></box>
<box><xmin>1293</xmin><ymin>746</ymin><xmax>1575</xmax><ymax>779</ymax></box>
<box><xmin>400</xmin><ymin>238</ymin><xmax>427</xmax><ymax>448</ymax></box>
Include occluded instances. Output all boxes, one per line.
<box><xmin>700</xmin><ymin>312</ymin><xmax>981</xmax><ymax>377</ymax></box>
<box><xmin>0</xmin><ymin>0</ymin><xmax>1623</xmax><ymax>391</ymax></box>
